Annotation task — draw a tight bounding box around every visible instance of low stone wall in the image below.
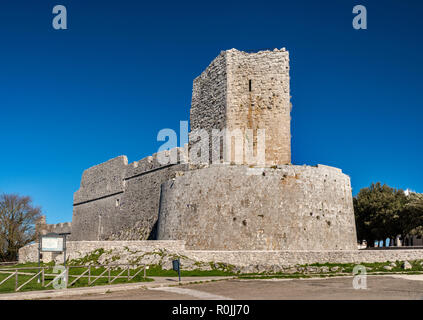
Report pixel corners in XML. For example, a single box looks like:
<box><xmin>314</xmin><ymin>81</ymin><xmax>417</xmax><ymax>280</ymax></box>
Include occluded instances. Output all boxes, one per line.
<box><xmin>187</xmin><ymin>250</ymin><xmax>423</xmax><ymax>267</ymax></box>
<box><xmin>19</xmin><ymin>241</ymin><xmax>423</xmax><ymax>273</ymax></box>
<box><xmin>19</xmin><ymin>241</ymin><xmax>185</xmax><ymax>265</ymax></box>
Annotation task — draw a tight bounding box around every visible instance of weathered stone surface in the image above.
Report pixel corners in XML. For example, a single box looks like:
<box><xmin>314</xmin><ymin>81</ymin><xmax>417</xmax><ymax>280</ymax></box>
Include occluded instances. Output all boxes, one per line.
<box><xmin>191</xmin><ymin>51</ymin><xmax>227</xmax><ymax>131</ymax></box>
<box><xmin>71</xmin><ymin>150</ymin><xmax>188</xmax><ymax>241</ymax></box>
<box><xmin>73</xmin><ymin>156</ymin><xmax>128</xmax><ymax>205</ymax></box>
<box><xmin>320</xmin><ymin>266</ymin><xmax>330</xmax><ymax>273</ymax></box>
<box><xmin>36</xmin><ymin>216</ymin><xmax>72</xmax><ymax>235</ymax></box>
<box><xmin>190</xmin><ymin>48</ymin><xmax>291</xmax><ymax>166</ymax></box>
<box><xmin>402</xmin><ymin>261</ymin><xmax>412</xmax><ymax>270</ymax></box>
<box><xmin>226</xmin><ymin>49</ymin><xmax>291</xmax><ymax>166</ymax></box>
<box><xmin>18</xmin><ymin>241</ymin><xmax>423</xmax><ymax>273</ymax></box>
<box><xmin>157</xmin><ymin>164</ymin><xmax>357</xmax><ymax>250</ymax></box>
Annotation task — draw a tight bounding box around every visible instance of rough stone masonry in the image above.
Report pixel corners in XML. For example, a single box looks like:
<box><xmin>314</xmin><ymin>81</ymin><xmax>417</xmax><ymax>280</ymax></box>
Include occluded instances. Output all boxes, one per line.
<box><xmin>64</xmin><ymin>47</ymin><xmax>357</xmax><ymax>251</ymax></box>
<box><xmin>23</xmin><ymin>48</ymin><xmax>411</xmax><ymax>267</ymax></box>
<box><xmin>190</xmin><ymin>48</ymin><xmax>291</xmax><ymax>165</ymax></box>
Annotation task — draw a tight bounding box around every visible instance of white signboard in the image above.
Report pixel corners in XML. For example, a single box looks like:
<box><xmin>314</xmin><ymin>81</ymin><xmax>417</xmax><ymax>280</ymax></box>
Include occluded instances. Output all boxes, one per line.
<box><xmin>41</xmin><ymin>236</ymin><xmax>64</xmax><ymax>252</ymax></box>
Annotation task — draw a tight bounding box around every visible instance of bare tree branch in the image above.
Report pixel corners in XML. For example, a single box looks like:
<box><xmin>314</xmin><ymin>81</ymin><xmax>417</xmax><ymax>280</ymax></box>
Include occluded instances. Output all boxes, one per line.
<box><xmin>0</xmin><ymin>194</ymin><xmax>42</xmax><ymax>261</ymax></box>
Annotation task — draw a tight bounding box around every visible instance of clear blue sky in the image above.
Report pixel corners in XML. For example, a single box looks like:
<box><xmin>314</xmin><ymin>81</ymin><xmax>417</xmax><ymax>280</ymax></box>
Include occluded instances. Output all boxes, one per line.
<box><xmin>0</xmin><ymin>0</ymin><xmax>422</xmax><ymax>223</ymax></box>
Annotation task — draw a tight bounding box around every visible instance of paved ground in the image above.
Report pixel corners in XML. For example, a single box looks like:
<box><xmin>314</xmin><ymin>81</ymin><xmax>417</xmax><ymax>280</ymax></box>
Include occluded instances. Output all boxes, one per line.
<box><xmin>0</xmin><ymin>276</ymin><xmax>233</xmax><ymax>300</ymax></box>
<box><xmin>49</xmin><ymin>275</ymin><xmax>423</xmax><ymax>300</ymax></box>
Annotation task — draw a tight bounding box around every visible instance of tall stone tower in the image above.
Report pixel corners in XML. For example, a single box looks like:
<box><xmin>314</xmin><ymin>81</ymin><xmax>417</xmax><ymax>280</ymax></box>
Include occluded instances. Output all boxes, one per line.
<box><xmin>190</xmin><ymin>48</ymin><xmax>291</xmax><ymax>166</ymax></box>
<box><xmin>67</xmin><ymin>47</ymin><xmax>357</xmax><ymax>251</ymax></box>
<box><xmin>158</xmin><ymin>48</ymin><xmax>357</xmax><ymax>251</ymax></box>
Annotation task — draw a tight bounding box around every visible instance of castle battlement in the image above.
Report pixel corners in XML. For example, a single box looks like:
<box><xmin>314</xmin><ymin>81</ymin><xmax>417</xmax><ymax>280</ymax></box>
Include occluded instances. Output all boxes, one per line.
<box><xmin>66</xmin><ymin>48</ymin><xmax>357</xmax><ymax>251</ymax></box>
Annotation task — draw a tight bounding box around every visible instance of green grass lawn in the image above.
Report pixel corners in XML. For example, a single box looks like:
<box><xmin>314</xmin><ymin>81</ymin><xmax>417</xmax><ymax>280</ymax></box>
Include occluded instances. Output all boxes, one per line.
<box><xmin>142</xmin><ymin>264</ymin><xmax>235</xmax><ymax>277</ymax></box>
<box><xmin>0</xmin><ymin>262</ymin><xmax>236</xmax><ymax>294</ymax></box>
<box><xmin>0</xmin><ymin>263</ymin><xmax>153</xmax><ymax>294</ymax></box>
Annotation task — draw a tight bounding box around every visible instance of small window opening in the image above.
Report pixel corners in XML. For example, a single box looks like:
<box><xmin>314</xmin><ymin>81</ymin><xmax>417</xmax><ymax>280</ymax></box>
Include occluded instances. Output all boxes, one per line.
<box><xmin>249</xmin><ymin>79</ymin><xmax>252</xmax><ymax>92</ymax></box>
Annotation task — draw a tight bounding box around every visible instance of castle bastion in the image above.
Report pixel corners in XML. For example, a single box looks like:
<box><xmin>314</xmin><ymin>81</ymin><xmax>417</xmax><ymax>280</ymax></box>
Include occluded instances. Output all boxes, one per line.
<box><xmin>22</xmin><ymin>48</ymin><xmax>421</xmax><ymax>269</ymax></box>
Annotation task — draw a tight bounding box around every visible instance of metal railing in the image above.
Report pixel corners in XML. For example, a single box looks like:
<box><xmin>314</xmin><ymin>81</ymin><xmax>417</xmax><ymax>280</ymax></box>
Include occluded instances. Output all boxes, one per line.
<box><xmin>0</xmin><ymin>264</ymin><xmax>147</xmax><ymax>292</ymax></box>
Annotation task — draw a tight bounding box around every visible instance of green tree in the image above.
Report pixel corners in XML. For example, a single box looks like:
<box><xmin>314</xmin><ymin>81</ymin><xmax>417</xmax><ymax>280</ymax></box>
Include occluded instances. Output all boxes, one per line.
<box><xmin>353</xmin><ymin>182</ymin><xmax>407</xmax><ymax>247</ymax></box>
<box><xmin>0</xmin><ymin>194</ymin><xmax>41</xmax><ymax>261</ymax></box>
<box><xmin>402</xmin><ymin>193</ymin><xmax>423</xmax><ymax>238</ymax></box>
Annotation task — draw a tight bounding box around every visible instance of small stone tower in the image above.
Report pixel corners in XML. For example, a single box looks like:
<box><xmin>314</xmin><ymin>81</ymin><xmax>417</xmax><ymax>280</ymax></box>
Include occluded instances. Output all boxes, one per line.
<box><xmin>190</xmin><ymin>48</ymin><xmax>291</xmax><ymax>166</ymax></box>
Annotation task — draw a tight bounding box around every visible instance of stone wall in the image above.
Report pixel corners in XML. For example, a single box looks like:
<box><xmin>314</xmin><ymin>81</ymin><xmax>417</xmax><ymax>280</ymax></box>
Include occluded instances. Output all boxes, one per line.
<box><xmin>36</xmin><ymin>216</ymin><xmax>72</xmax><ymax>235</ymax></box>
<box><xmin>190</xmin><ymin>51</ymin><xmax>227</xmax><ymax>134</ymax></box>
<box><xmin>157</xmin><ymin>164</ymin><xmax>357</xmax><ymax>251</ymax></box>
<box><xmin>226</xmin><ymin>48</ymin><xmax>291</xmax><ymax>165</ymax></box>
<box><xmin>189</xmin><ymin>48</ymin><xmax>291</xmax><ymax>166</ymax></box>
<box><xmin>187</xmin><ymin>249</ymin><xmax>423</xmax><ymax>268</ymax></box>
<box><xmin>18</xmin><ymin>240</ymin><xmax>185</xmax><ymax>265</ymax></box>
<box><xmin>71</xmin><ymin>149</ymin><xmax>188</xmax><ymax>241</ymax></box>
<box><xmin>190</xmin><ymin>51</ymin><xmax>227</xmax><ymax>163</ymax></box>
<box><xmin>47</xmin><ymin>222</ymin><xmax>72</xmax><ymax>235</ymax></box>
<box><xmin>19</xmin><ymin>241</ymin><xmax>423</xmax><ymax>272</ymax></box>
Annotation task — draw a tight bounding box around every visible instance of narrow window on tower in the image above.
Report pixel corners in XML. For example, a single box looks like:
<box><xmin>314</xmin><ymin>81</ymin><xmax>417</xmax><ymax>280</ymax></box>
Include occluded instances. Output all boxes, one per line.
<box><xmin>249</xmin><ymin>79</ymin><xmax>252</xmax><ymax>92</ymax></box>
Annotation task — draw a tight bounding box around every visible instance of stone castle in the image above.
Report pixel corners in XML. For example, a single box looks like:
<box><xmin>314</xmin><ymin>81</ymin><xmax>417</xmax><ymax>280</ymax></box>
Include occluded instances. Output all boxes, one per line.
<box><xmin>25</xmin><ymin>48</ymin><xmax>423</xmax><ymax>269</ymax></box>
<box><xmin>37</xmin><ymin>48</ymin><xmax>358</xmax><ymax>252</ymax></box>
